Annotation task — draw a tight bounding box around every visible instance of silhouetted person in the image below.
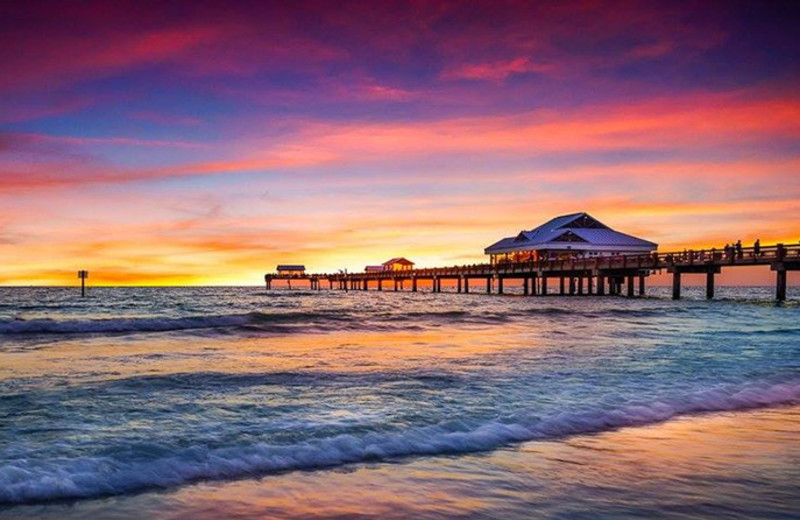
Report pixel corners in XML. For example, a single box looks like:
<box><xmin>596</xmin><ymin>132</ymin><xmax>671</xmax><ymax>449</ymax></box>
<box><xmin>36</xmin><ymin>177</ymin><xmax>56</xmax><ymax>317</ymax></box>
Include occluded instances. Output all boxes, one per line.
<box><xmin>754</xmin><ymin>238</ymin><xmax>761</xmax><ymax>257</ymax></box>
<box><xmin>736</xmin><ymin>240</ymin><xmax>743</xmax><ymax>260</ymax></box>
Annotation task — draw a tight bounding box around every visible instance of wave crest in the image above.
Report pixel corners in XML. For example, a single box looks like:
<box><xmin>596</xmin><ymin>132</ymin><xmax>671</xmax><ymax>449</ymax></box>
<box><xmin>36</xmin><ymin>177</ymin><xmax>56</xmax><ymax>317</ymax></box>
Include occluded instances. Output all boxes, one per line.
<box><xmin>1</xmin><ymin>378</ymin><xmax>797</xmax><ymax>504</ymax></box>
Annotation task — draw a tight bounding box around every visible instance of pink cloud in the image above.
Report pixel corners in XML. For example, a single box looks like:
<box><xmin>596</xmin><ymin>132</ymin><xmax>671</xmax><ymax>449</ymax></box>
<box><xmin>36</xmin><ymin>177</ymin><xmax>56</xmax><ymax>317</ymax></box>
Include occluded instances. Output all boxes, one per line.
<box><xmin>441</xmin><ymin>57</ymin><xmax>556</xmax><ymax>82</ymax></box>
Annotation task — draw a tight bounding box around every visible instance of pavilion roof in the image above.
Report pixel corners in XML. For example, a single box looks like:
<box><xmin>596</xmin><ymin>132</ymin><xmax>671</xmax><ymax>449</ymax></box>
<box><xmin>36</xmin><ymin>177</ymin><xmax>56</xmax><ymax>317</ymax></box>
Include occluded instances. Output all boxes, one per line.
<box><xmin>484</xmin><ymin>212</ymin><xmax>657</xmax><ymax>254</ymax></box>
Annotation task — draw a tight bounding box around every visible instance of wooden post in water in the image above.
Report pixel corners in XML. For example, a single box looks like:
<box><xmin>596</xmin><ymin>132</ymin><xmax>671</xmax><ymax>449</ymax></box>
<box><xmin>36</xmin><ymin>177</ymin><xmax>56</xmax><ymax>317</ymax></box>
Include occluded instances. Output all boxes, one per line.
<box><xmin>577</xmin><ymin>276</ymin><xmax>584</xmax><ymax>295</ymax></box>
<box><xmin>776</xmin><ymin>270</ymin><xmax>787</xmax><ymax>301</ymax></box>
<box><xmin>672</xmin><ymin>271</ymin><xmax>681</xmax><ymax>300</ymax></box>
<box><xmin>531</xmin><ymin>274</ymin><xmax>538</xmax><ymax>296</ymax></box>
<box><xmin>463</xmin><ymin>276</ymin><xmax>469</xmax><ymax>293</ymax></box>
<box><xmin>523</xmin><ymin>277</ymin><xmax>529</xmax><ymax>295</ymax></box>
<box><xmin>559</xmin><ymin>277</ymin><xmax>565</xmax><ymax>295</ymax></box>
<box><xmin>639</xmin><ymin>274</ymin><xmax>645</xmax><ymax>296</ymax></box>
<box><xmin>627</xmin><ymin>275</ymin><xmax>634</xmax><ymax>298</ymax></box>
<box><xmin>541</xmin><ymin>276</ymin><xmax>548</xmax><ymax>295</ymax></box>
<box><xmin>457</xmin><ymin>276</ymin><xmax>462</xmax><ymax>293</ymax></box>
<box><xmin>587</xmin><ymin>275</ymin><xmax>594</xmax><ymax>295</ymax></box>
<box><xmin>78</xmin><ymin>270</ymin><xmax>88</xmax><ymax>297</ymax></box>
<box><xmin>412</xmin><ymin>277</ymin><xmax>417</xmax><ymax>292</ymax></box>
<box><xmin>597</xmin><ymin>275</ymin><xmax>605</xmax><ymax>296</ymax></box>
<box><xmin>706</xmin><ymin>271</ymin><xmax>715</xmax><ymax>299</ymax></box>
<box><xmin>486</xmin><ymin>277</ymin><xmax>491</xmax><ymax>294</ymax></box>
<box><xmin>497</xmin><ymin>276</ymin><xmax>504</xmax><ymax>294</ymax></box>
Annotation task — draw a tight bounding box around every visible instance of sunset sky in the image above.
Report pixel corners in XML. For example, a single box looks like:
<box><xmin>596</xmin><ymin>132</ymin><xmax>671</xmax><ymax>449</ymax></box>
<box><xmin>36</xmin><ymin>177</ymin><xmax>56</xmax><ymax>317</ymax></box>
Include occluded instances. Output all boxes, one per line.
<box><xmin>2</xmin><ymin>1</ymin><xmax>799</xmax><ymax>285</ymax></box>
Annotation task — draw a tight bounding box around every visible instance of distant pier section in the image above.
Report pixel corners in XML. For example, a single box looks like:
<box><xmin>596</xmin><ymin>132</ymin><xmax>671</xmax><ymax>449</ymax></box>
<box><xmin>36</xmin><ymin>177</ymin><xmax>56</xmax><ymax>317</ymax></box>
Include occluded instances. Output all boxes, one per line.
<box><xmin>264</xmin><ymin>213</ymin><xmax>799</xmax><ymax>301</ymax></box>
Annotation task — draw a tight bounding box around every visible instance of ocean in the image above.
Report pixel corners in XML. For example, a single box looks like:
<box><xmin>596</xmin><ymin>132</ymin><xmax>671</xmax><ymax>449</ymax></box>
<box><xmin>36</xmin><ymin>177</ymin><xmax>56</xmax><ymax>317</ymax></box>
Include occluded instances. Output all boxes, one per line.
<box><xmin>1</xmin><ymin>286</ymin><xmax>798</xmax><ymax>519</ymax></box>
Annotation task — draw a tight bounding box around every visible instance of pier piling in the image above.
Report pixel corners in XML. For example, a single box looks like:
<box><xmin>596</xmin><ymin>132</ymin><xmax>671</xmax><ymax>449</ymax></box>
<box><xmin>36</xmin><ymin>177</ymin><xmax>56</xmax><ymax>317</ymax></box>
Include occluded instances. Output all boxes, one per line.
<box><xmin>776</xmin><ymin>270</ymin><xmax>787</xmax><ymax>301</ymax></box>
<box><xmin>706</xmin><ymin>272</ymin><xmax>715</xmax><ymax>299</ymax></box>
<box><xmin>672</xmin><ymin>272</ymin><xmax>681</xmax><ymax>300</ymax></box>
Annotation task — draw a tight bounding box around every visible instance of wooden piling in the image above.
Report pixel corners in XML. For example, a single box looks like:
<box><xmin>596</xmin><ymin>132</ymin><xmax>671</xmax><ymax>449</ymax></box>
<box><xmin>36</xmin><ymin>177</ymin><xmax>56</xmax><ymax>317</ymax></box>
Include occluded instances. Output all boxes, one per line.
<box><xmin>776</xmin><ymin>270</ymin><xmax>787</xmax><ymax>301</ymax></box>
<box><xmin>672</xmin><ymin>271</ymin><xmax>681</xmax><ymax>300</ymax></box>
<box><xmin>706</xmin><ymin>271</ymin><xmax>715</xmax><ymax>300</ymax></box>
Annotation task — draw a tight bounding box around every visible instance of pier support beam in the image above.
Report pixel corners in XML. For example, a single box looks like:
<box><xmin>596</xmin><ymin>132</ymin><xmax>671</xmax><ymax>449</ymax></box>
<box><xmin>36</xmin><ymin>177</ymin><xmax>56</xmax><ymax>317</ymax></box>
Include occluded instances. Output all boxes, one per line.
<box><xmin>523</xmin><ymin>277</ymin><xmax>529</xmax><ymax>295</ymax></box>
<box><xmin>541</xmin><ymin>276</ymin><xmax>548</xmax><ymax>295</ymax></box>
<box><xmin>498</xmin><ymin>277</ymin><xmax>504</xmax><ymax>295</ymax></box>
<box><xmin>776</xmin><ymin>270</ymin><xmax>787</xmax><ymax>301</ymax></box>
<box><xmin>559</xmin><ymin>277</ymin><xmax>565</xmax><ymax>295</ymax></box>
<box><xmin>464</xmin><ymin>277</ymin><xmax>469</xmax><ymax>293</ymax></box>
<box><xmin>569</xmin><ymin>276</ymin><xmax>575</xmax><ymax>295</ymax></box>
<box><xmin>597</xmin><ymin>275</ymin><xmax>605</xmax><ymax>296</ymax></box>
<box><xmin>639</xmin><ymin>275</ymin><xmax>645</xmax><ymax>296</ymax></box>
<box><xmin>706</xmin><ymin>271</ymin><xmax>715</xmax><ymax>300</ymax></box>
<box><xmin>672</xmin><ymin>271</ymin><xmax>681</xmax><ymax>300</ymax></box>
<box><xmin>457</xmin><ymin>277</ymin><xmax>462</xmax><ymax>293</ymax></box>
<box><xmin>394</xmin><ymin>279</ymin><xmax>398</xmax><ymax>292</ymax></box>
<box><xmin>627</xmin><ymin>275</ymin><xmax>635</xmax><ymax>298</ymax></box>
<box><xmin>378</xmin><ymin>279</ymin><xmax>383</xmax><ymax>291</ymax></box>
<box><xmin>412</xmin><ymin>277</ymin><xmax>417</xmax><ymax>292</ymax></box>
<box><xmin>531</xmin><ymin>274</ymin><xmax>538</xmax><ymax>296</ymax></box>
<box><xmin>578</xmin><ymin>276</ymin><xmax>584</xmax><ymax>295</ymax></box>
<box><xmin>587</xmin><ymin>276</ymin><xmax>593</xmax><ymax>295</ymax></box>
<box><xmin>486</xmin><ymin>277</ymin><xmax>492</xmax><ymax>294</ymax></box>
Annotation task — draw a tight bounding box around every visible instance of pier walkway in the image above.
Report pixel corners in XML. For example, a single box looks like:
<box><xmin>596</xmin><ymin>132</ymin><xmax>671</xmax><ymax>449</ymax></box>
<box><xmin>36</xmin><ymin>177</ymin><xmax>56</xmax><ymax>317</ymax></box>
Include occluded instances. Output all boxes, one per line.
<box><xmin>265</xmin><ymin>243</ymin><xmax>800</xmax><ymax>301</ymax></box>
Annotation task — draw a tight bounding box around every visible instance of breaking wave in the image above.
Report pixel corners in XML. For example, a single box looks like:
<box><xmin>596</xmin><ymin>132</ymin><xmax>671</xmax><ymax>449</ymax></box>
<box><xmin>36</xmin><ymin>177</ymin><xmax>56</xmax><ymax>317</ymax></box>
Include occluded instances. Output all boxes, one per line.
<box><xmin>1</xmin><ymin>378</ymin><xmax>797</xmax><ymax>504</ymax></box>
<box><xmin>0</xmin><ymin>311</ymin><xmax>352</xmax><ymax>336</ymax></box>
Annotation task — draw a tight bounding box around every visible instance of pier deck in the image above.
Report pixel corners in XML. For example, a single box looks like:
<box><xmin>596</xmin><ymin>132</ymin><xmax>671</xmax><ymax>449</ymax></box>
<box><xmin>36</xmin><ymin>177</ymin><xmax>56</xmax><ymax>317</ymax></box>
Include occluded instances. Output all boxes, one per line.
<box><xmin>265</xmin><ymin>243</ymin><xmax>800</xmax><ymax>301</ymax></box>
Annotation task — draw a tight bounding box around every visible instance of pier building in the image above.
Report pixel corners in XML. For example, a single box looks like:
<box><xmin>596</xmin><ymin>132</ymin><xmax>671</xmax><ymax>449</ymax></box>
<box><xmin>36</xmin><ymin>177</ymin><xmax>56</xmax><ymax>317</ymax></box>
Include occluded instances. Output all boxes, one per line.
<box><xmin>276</xmin><ymin>265</ymin><xmax>306</xmax><ymax>276</ymax></box>
<box><xmin>381</xmin><ymin>258</ymin><xmax>415</xmax><ymax>271</ymax></box>
<box><xmin>484</xmin><ymin>213</ymin><xmax>657</xmax><ymax>264</ymax></box>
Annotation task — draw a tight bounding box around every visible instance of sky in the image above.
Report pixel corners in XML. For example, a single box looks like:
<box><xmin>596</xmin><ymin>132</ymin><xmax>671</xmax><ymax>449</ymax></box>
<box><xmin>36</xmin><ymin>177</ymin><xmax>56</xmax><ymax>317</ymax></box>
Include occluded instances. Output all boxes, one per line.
<box><xmin>1</xmin><ymin>0</ymin><xmax>799</xmax><ymax>286</ymax></box>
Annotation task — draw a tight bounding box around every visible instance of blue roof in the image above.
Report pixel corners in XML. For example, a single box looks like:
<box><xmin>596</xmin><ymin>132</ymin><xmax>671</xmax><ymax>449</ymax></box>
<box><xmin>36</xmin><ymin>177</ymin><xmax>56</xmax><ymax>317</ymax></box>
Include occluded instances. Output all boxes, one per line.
<box><xmin>485</xmin><ymin>212</ymin><xmax>657</xmax><ymax>254</ymax></box>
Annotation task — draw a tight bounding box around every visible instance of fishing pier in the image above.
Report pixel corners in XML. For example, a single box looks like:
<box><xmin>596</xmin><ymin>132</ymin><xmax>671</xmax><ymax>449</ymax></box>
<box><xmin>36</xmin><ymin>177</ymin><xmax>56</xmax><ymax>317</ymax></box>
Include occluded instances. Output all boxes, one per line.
<box><xmin>265</xmin><ymin>243</ymin><xmax>799</xmax><ymax>301</ymax></box>
<box><xmin>265</xmin><ymin>213</ymin><xmax>798</xmax><ymax>301</ymax></box>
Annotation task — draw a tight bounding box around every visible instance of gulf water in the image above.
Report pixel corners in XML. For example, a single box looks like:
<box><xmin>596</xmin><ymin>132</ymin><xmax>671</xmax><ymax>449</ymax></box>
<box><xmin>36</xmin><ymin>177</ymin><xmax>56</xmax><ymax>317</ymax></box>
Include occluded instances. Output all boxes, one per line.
<box><xmin>1</xmin><ymin>286</ymin><xmax>798</xmax><ymax>518</ymax></box>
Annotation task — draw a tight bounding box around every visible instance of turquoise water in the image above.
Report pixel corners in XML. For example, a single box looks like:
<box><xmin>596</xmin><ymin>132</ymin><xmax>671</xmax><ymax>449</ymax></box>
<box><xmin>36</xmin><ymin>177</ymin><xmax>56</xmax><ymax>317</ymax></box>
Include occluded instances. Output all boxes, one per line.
<box><xmin>0</xmin><ymin>287</ymin><xmax>798</xmax><ymax>518</ymax></box>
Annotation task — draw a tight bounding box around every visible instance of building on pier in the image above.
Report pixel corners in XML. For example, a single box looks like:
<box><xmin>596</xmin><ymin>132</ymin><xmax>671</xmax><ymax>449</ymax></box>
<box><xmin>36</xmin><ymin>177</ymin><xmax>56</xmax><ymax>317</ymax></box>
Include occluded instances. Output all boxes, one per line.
<box><xmin>484</xmin><ymin>212</ymin><xmax>657</xmax><ymax>264</ymax></box>
<box><xmin>381</xmin><ymin>258</ymin><xmax>415</xmax><ymax>271</ymax></box>
<box><xmin>276</xmin><ymin>264</ymin><xmax>306</xmax><ymax>276</ymax></box>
